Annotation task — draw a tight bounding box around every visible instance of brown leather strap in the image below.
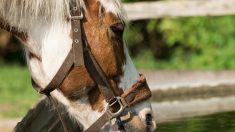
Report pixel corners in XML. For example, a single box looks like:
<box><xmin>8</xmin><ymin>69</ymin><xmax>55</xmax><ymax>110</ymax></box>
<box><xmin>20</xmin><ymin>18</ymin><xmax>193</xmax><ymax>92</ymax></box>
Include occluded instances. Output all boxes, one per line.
<box><xmin>84</xmin><ymin>48</ymin><xmax>116</xmax><ymax>102</ymax></box>
<box><xmin>85</xmin><ymin>112</ymin><xmax>110</xmax><ymax>132</ymax></box>
<box><xmin>70</xmin><ymin>0</ymin><xmax>84</xmax><ymax>67</ymax></box>
<box><xmin>32</xmin><ymin>0</ymin><xmax>84</xmax><ymax>94</ymax></box>
<box><xmin>122</xmin><ymin>74</ymin><xmax>152</xmax><ymax>106</ymax></box>
<box><xmin>32</xmin><ymin>49</ymin><xmax>74</xmax><ymax>93</ymax></box>
<box><xmin>86</xmin><ymin>74</ymin><xmax>151</xmax><ymax>131</ymax></box>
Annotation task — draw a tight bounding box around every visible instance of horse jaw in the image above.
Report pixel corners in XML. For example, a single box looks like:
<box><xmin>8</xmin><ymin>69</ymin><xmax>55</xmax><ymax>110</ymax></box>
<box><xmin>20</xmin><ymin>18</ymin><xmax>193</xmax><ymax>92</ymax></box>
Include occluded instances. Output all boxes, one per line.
<box><xmin>51</xmin><ymin>90</ymin><xmax>105</xmax><ymax>129</ymax></box>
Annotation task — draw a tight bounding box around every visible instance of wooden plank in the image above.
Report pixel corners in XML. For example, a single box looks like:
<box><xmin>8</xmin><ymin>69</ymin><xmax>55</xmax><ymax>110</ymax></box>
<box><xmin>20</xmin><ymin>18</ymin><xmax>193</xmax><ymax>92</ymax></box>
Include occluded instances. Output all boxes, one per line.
<box><xmin>124</xmin><ymin>0</ymin><xmax>235</xmax><ymax>20</ymax></box>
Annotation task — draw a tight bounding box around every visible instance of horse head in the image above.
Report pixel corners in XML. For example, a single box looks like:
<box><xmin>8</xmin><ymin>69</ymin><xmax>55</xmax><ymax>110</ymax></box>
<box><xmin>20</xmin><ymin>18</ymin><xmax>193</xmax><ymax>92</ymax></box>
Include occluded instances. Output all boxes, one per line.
<box><xmin>0</xmin><ymin>0</ymin><xmax>156</xmax><ymax>131</ymax></box>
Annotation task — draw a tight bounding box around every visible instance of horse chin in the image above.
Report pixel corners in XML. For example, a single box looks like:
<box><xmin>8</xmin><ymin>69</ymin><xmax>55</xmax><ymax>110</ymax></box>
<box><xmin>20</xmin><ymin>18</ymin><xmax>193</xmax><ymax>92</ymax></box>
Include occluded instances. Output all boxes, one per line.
<box><xmin>138</xmin><ymin>108</ymin><xmax>157</xmax><ymax>131</ymax></box>
<box><xmin>126</xmin><ymin>114</ymin><xmax>157</xmax><ymax>132</ymax></box>
<box><xmin>123</xmin><ymin>115</ymin><xmax>147</xmax><ymax>132</ymax></box>
<box><xmin>104</xmin><ymin>114</ymin><xmax>155</xmax><ymax>132</ymax></box>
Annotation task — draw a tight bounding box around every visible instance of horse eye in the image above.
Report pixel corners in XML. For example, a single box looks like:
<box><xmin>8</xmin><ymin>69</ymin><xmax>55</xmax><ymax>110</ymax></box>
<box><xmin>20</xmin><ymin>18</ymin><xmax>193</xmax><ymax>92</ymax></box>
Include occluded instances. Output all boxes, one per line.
<box><xmin>110</xmin><ymin>23</ymin><xmax>124</xmax><ymax>36</ymax></box>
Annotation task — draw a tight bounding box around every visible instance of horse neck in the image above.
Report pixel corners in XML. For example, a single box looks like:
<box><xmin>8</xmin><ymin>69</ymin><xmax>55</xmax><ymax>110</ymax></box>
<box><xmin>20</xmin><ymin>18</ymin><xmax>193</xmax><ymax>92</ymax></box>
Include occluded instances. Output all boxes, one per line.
<box><xmin>51</xmin><ymin>89</ymin><xmax>103</xmax><ymax>129</ymax></box>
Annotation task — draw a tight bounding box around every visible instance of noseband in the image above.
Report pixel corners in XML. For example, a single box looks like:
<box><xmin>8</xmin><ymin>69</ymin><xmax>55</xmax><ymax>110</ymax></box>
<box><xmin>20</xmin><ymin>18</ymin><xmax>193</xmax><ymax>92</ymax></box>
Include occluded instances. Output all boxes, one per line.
<box><xmin>31</xmin><ymin>1</ymin><xmax>152</xmax><ymax>131</ymax></box>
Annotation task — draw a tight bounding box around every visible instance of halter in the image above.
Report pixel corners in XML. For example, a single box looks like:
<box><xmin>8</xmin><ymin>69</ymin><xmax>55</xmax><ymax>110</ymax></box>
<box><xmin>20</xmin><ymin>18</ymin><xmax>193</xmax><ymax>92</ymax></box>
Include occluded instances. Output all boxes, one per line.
<box><xmin>31</xmin><ymin>1</ymin><xmax>152</xmax><ymax>131</ymax></box>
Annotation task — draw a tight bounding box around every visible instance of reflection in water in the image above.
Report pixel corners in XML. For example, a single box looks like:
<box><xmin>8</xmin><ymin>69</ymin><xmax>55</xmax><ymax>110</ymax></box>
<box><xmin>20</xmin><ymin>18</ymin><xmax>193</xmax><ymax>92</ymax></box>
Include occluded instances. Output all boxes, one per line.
<box><xmin>157</xmin><ymin>111</ymin><xmax>235</xmax><ymax>132</ymax></box>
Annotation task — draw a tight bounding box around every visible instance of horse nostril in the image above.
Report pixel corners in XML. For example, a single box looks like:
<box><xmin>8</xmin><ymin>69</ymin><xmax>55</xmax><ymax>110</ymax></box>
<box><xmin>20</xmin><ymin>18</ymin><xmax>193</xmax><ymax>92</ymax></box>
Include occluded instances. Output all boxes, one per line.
<box><xmin>116</xmin><ymin>117</ymin><xmax>125</xmax><ymax>132</ymax></box>
<box><xmin>145</xmin><ymin>113</ymin><xmax>153</xmax><ymax>126</ymax></box>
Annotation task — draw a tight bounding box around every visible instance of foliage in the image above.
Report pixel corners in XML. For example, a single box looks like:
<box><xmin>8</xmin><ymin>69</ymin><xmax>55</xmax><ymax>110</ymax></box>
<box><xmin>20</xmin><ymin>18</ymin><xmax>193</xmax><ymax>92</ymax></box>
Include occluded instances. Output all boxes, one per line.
<box><xmin>123</xmin><ymin>0</ymin><xmax>235</xmax><ymax>69</ymax></box>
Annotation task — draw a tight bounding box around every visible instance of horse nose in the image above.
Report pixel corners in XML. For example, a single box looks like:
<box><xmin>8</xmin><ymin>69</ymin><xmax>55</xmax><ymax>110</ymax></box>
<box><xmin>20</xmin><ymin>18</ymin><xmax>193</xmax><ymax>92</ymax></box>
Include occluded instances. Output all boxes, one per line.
<box><xmin>121</xmin><ymin>114</ymin><xmax>156</xmax><ymax>132</ymax></box>
<box><xmin>123</xmin><ymin>115</ymin><xmax>146</xmax><ymax>131</ymax></box>
<box><xmin>145</xmin><ymin>113</ymin><xmax>156</xmax><ymax>131</ymax></box>
<box><xmin>139</xmin><ymin>108</ymin><xmax>157</xmax><ymax>131</ymax></box>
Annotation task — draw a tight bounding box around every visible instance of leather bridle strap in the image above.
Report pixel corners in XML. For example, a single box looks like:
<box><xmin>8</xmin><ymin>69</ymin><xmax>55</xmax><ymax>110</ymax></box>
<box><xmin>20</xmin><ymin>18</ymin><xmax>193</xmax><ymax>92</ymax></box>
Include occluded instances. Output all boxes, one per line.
<box><xmin>32</xmin><ymin>0</ymin><xmax>84</xmax><ymax>94</ymax></box>
<box><xmin>122</xmin><ymin>75</ymin><xmax>152</xmax><ymax>106</ymax></box>
<box><xmin>70</xmin><ymin>0</ymin><xmax>84</xmax><ymax>67</ymax></box>
<box><xmin>32</xmin><ymin>49</ymin><xmax>74</xmax><ymax>93</ymax></box>
<box><xmin>84</xmin><ymin>48</ymin><xmax>116</xmax><ymax>102</ymax></box>
<box><xmin>86</xmin><ymin>74</ymin><xmax>152</xmax><ymax>131</ymax></box>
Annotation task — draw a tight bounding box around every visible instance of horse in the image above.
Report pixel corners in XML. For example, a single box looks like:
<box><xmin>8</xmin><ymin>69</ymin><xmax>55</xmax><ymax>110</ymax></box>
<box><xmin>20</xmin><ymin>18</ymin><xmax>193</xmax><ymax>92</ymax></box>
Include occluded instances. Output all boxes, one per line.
<box><xmin>0</xmin><ymin>0</ymin><xmax>156</xmax><ymax>131</ymax></box>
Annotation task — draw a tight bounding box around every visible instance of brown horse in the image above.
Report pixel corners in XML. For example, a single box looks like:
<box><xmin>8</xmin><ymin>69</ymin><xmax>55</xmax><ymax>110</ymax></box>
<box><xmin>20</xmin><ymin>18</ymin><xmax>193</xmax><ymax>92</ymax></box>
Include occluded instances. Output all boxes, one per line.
<box><xmin>0</xmin><ymin>0</ymin><xmax>156</xmax><ymax>131</ymax></box>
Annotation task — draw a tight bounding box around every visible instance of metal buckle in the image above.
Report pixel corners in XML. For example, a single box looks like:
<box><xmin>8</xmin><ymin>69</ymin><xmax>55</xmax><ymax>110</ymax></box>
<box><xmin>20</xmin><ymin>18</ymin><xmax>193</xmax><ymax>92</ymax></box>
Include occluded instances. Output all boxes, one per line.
<box><xmin>70</xmin><ymin>12</ymin><xmax>83</xmax><ymax>20</ymax></box>
<box><xmin>70</xmin><ymin>5</ymin><xmax>83</xmax><ymax>20</ymax></box>
<box><xmin>107</xmin><ymin>97</ymin><xmax>127</xmax><ymax>119</ymax></box>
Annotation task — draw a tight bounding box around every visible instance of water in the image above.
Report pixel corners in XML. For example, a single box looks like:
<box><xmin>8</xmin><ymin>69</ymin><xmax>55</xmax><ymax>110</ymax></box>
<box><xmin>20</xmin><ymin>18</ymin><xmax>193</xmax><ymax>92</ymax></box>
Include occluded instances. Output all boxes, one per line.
<box><xmin>157</xmin><ymin>111</ymin><xmax>235</xmax><ymax>132</ymax></box>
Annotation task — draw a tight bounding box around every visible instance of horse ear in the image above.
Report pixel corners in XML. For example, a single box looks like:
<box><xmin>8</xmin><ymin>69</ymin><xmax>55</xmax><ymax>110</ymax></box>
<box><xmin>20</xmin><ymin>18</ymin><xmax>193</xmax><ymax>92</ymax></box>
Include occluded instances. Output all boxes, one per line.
<box><xmin>84</xmin><ymin>0</ymin><xmax>101</xmax><ymax>20</ymax></box>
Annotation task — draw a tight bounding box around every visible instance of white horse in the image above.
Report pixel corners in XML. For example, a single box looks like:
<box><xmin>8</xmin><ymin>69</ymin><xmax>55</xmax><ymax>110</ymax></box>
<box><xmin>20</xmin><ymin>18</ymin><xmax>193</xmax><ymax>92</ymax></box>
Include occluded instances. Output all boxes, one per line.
<box><xmin>0</xmin><ymin>0</ymin><xmax>156</xmax><ymax>131</ymax></box>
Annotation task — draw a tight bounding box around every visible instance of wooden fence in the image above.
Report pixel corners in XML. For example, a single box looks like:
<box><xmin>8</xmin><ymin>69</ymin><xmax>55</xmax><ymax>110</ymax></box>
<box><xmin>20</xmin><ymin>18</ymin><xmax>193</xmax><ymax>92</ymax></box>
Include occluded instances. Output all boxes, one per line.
<box><xmin>124</xmin><ymin>0</ymin><xmax>235</xmax><ymax>20</ymax></box>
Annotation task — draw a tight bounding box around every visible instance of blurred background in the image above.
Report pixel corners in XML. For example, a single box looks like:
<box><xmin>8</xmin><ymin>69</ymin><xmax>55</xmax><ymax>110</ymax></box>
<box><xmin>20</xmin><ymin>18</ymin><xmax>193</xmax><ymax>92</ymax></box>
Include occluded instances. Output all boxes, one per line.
<box><xmin>1</xmin><ymin>0</ymin><xmax>235</xmax><ymax>131</ymax></box>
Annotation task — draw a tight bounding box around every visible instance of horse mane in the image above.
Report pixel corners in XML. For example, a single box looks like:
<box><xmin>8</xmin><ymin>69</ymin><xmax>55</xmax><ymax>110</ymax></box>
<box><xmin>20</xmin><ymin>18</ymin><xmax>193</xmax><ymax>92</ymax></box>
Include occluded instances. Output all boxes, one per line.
<box><xmin>0</xmin><ymin>0</ymin><xmax>126</xmax><ymax>31</ymax></box>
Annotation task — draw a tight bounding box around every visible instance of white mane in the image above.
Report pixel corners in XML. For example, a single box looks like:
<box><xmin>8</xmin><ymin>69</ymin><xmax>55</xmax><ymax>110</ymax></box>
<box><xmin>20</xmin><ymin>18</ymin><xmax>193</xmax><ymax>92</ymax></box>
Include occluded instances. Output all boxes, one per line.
<box><xmin>0</xmin><ymin>0</ymin><xmax>126</xmax><ymax>32</ymax></box>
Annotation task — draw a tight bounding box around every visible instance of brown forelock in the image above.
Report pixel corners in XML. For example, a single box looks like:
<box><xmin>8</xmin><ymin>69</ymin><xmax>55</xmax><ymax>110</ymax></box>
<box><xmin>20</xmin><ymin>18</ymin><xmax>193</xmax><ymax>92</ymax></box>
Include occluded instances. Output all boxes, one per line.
<box><xmin>0</xmin><ymin>18</ymin><xmax>39</xmax><ymax>60</ymax></box>
<box><xmin>0</xmin><ymin>18</ymin><xmax>28</xmax><ymax>42</ymax></box>
<box><xmin>60</xmin><ymin>0</ymin><xmax>126</xmax><ymax>112</ymax></box>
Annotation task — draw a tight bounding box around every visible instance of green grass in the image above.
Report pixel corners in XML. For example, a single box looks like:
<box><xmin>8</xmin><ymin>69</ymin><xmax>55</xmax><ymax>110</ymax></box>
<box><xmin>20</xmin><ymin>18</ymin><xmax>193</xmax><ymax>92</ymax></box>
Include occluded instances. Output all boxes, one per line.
<box><xmin>0</xmin><ymin>62</ymin><xmax>39</xmax><ymax>118</ymax></box>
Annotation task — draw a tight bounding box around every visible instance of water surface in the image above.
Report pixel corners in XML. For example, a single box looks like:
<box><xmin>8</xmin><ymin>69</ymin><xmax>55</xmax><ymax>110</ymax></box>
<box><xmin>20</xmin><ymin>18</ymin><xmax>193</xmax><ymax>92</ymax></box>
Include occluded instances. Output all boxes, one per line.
<box><xmin>157</xmin><ymin>111</ymin><xmax>235</xmax><ymax>132</ymax></box>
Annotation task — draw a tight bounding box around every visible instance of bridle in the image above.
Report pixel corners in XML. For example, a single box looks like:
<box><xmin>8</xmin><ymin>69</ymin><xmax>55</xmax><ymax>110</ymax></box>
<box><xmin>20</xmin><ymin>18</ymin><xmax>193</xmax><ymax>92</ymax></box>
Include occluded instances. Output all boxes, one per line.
<box><xmin>31</xmin><ymin>1</ymin><xmax>152</xmax><ymax>131</ymax></box>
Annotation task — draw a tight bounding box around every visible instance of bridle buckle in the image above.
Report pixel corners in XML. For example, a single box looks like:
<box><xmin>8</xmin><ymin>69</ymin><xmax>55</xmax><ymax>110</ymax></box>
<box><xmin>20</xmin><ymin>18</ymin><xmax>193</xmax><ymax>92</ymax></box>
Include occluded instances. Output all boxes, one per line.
<box><xmin>107</xmin><ymin>97</ymin><xmax>127</xmax><ymax>119</ymax></box>
<box><xmin>70</xmin><ymin>5</ymin><xmax>83</xmax><ymax>20</ymax></box>
<box><xmin>70</xmin><ymin>12</ymin><xmax>83</xmax><ymax>20</ymax></box>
